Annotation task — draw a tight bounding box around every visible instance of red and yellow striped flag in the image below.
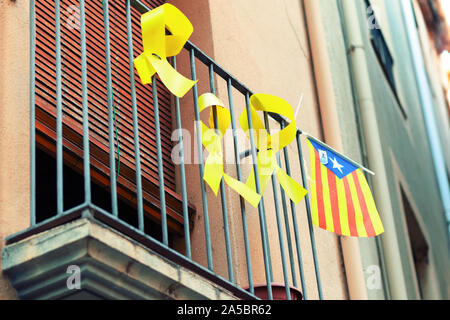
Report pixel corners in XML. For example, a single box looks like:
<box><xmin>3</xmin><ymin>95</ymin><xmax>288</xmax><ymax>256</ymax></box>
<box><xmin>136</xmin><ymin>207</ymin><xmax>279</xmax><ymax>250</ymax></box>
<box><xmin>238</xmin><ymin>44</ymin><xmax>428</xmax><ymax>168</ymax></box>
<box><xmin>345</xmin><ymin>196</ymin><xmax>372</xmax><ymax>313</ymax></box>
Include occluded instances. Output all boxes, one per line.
<box><xmin>307</xmin><ymin>138</ymin><xmax>384</xmax><ymax>237</ymax></box>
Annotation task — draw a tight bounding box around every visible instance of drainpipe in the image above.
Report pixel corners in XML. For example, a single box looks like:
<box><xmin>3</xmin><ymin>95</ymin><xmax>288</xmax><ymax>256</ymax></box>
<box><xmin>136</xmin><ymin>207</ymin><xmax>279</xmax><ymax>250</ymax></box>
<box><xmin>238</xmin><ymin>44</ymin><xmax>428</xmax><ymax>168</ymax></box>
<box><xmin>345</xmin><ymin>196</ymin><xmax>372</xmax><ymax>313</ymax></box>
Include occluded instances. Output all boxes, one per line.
<box><xmin>303</xmin><ymin>0</ymin><xmax>368</xmax><ymax>300</ymax></box>
<box><xmin>401</xmin><ymin>0</ymin><xmax>450</xmax><ymax>243</ymax></box>
<box><xmin>339</xmin><ymin>0</ymin><xmax>408</xmax><ymax>299</ymax></box>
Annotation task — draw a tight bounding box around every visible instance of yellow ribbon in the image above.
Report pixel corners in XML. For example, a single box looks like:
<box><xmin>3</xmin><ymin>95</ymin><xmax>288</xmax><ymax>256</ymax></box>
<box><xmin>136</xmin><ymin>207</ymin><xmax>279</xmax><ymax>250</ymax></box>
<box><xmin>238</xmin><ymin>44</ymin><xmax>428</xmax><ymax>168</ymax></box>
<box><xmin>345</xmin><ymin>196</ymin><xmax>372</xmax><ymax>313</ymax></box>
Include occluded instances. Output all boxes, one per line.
<box><xmin>239</xmin><ymin>94</ymin><xmax>308</xmax><ymax>204</ymax></box>
<box><xmin>134</xmin><ymin>4</ymin><xmax>197</xmax><ymax>98</ymax></box>
<box><xmin>199</xmin><ymin>93</ymin><xmax>262</xmax><ymax>208</ymax></box>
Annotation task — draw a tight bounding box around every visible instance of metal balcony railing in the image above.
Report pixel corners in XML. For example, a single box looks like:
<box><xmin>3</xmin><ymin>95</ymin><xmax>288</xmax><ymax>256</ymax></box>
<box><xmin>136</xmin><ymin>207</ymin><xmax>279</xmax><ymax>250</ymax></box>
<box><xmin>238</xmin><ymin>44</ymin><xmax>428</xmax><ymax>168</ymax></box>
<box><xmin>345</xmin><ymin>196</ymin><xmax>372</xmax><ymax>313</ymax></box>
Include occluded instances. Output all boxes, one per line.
<box><xmin>6</xmin><ymin>0</ymin><xmax>325</xmax><ymax>300</ymax></box>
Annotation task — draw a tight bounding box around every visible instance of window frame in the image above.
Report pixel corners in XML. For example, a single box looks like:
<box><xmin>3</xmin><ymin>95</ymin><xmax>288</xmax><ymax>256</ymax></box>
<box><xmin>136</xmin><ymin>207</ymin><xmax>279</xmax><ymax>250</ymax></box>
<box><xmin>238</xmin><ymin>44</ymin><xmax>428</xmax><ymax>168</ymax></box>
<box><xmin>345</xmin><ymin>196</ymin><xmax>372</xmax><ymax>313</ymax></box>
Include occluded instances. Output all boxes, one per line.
<box><xmin>364</xmin><ymin>0</ymin><xmax>408</xmax><ymax>118</ymax></box>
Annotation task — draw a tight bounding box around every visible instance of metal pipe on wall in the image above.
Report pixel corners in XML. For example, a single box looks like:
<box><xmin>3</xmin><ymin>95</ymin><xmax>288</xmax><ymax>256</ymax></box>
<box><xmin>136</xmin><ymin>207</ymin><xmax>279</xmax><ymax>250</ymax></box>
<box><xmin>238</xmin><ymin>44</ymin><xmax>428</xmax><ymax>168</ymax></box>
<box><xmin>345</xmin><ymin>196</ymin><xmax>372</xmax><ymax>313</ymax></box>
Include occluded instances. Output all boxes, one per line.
<box><xmin>401</xmin><ymin>0</ymin><xmax>450</xmax><ymax>245</ymax></box>
<box><xmin>338</xmin><ymin>0</ymin><xmax>408</xmax><ymax>299</ymax></box>
<box><xmin>303</xmin><ymin>0</ymin><xmax>368</xmax><ymax>300</ymax></box>
<box><xmin>335</xmin><ymin>0</ymin><xmax>391</xmax><ymax>299</ymax></box>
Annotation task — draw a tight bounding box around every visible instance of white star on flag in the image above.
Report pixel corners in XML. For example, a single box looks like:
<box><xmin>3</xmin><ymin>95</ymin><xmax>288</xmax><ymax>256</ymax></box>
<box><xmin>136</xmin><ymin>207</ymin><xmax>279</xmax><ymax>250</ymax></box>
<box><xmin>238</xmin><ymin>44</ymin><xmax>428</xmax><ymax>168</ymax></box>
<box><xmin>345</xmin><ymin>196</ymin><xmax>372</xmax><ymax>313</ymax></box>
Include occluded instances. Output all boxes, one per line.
<box><xmin>331</xmin><ymin>157</ymin><xmax>344</xmax><ymax>174</ymax></box>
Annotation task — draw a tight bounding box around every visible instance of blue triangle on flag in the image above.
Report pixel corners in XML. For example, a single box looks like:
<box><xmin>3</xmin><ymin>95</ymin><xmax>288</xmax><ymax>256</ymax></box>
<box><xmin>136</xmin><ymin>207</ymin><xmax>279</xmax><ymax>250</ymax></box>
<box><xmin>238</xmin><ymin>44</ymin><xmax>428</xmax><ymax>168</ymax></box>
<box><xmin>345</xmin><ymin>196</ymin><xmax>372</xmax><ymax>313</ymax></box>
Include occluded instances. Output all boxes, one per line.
<box><xmin>308</xmin><ymin>138</ymin><xmax>358</xmax><ymax>179</ymax></box>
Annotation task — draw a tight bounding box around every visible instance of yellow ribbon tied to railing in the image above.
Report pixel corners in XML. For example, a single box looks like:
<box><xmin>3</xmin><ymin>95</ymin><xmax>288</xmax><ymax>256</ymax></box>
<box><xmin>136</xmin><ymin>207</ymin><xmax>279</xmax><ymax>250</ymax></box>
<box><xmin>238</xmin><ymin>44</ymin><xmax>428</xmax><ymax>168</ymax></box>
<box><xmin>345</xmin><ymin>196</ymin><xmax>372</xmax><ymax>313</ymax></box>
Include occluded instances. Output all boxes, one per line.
<box><xmin>199</xmin><ymin>93</ymin><xmax>262</xmax><ymax>208</ymax></box>
<box><xmin>239</xmin><ymin>94</ymin><xmax>308</xmax><ymax>204</ymax></box>
<box><xmin>134</xmin><ymin>4</ymin><xmax>197</xmax><ymax>98</ymax></box>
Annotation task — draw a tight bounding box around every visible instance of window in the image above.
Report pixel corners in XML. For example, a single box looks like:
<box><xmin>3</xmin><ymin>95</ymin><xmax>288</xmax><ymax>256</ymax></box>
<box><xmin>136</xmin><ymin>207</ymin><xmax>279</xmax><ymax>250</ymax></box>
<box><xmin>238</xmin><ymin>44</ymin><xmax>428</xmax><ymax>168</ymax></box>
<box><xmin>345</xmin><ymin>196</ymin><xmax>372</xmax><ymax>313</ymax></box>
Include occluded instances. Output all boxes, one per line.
<box><xmin>364</xmin><ymin>0</ymin><xmax>408</xmax><ymax>117</ymax></box>
<box><xmin>35</xmin><ymin>0</ymin><xmax>192</xmax><ymax>234</ymax></box>
<box><xmin>364</xmin><ymin>0</ymin><xmax>397</xmax><ymax>93</ymax></box>
<box><xmin>400</xmin><ymin>186</ymin><xmax>429</xmax><ymax>299</ymax></box>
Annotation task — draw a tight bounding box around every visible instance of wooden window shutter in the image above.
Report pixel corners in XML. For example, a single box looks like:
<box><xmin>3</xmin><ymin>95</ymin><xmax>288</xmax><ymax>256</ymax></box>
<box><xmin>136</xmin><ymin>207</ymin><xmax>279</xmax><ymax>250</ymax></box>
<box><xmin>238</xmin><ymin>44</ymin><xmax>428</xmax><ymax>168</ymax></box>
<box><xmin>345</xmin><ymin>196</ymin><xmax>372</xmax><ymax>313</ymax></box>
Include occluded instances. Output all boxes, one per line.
<box><xmin>35</xmin><ymin>0</ymin><xmax>193</xmax><ymax>234</ymax></box>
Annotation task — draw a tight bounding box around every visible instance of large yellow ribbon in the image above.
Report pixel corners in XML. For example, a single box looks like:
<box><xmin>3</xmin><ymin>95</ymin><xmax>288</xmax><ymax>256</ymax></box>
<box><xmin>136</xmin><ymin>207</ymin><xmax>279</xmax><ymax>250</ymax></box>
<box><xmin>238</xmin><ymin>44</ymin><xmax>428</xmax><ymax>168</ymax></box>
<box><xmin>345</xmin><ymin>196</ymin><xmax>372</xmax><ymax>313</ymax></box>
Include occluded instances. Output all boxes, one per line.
<box><xmin>199</xmin><ymin>93</ymin><xmax>262</xmax><ymax>208</ymax></box>
<box><xmin>134</xmin><ymin>4</ymin><xmax>197</xmax><ymax>97</ymax></box>
<box><xmin>239</xmin><ymin>94</ymin><xmax>308</xmax><ymax>204</ymax></box>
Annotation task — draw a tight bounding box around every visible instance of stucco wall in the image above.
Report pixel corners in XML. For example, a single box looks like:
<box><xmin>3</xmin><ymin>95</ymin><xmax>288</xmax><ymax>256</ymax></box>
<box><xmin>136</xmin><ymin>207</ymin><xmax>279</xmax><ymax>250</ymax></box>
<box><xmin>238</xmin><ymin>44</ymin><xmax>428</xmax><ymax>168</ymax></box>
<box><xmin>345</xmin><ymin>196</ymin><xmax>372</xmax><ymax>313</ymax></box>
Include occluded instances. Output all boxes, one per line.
<box><xmin>354</xmin><ymin>0</ymin><xmax>450</xmax><ymax>299</ymax></box>
<box><xmin>0</xmin><ymin>0</ymin><xmax>355</xmax><ymax>300</ymax></box>
<box><xmin>318</xmin><ymin>0</ymin><xmax>388</xmax><ymax>300</ymax></box>
<box><xmin>170</xmin><ymin>0</ymin><xmax>348</xmax><ymax>300</ymax></box>
<box><xmin>311</xmin><ymin>0</ymin><xmax>450</xmax><ymax>300</ymax></box>
<box><xmin>0</xmin><ymin>0</ymin><xmax>31</xmax><ymax>300</ymax></box>
<box><xmin>413</xmin><ymin>0</ymin><xmax>450</xmax><ymax>182</ymax></box>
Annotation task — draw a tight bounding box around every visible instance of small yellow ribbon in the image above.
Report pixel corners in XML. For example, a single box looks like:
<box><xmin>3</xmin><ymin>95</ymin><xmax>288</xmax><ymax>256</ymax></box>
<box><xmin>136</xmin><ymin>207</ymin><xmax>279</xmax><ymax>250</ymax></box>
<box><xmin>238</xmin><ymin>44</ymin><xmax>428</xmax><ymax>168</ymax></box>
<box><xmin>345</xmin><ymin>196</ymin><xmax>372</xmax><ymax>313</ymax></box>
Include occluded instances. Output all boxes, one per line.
<box><xmin>134</xmin><ymin>4</ymin><xmax>197</xmax><ymax>97</ymax></box>
<box><xmin>239</xmin><ymin>94</ymin><xmax>308</xmax><ymax>204</ymax></box>
<box><xmin>199</xmin><ymin>93</ymin><xmax>262</xmax><ymax>208</ymax></box>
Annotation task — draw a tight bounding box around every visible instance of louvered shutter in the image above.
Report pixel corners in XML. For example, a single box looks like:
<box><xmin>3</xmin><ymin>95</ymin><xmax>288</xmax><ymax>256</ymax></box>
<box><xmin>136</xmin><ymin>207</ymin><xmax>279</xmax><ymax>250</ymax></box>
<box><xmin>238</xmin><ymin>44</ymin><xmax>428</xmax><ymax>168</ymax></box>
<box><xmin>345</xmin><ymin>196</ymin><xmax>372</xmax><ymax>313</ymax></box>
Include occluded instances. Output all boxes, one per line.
<box><xmin>35</xmin><ymin>0</ymin><xmax>192</xmax><ymax>233</ymax></box>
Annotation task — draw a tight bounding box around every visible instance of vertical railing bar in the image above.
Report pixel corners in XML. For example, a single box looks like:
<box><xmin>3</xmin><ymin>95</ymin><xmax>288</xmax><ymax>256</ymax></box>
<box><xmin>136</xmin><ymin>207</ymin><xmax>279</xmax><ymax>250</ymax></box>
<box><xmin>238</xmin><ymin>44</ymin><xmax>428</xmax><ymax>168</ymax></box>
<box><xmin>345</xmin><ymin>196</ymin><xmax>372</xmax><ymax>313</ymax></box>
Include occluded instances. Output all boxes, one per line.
<box><xmin>275</xmin><ymin>152</ymin><xmax>298</xmax><ymax>288</ymax></box>
<box><xmin>30</xmin><ymin>0</ymin><xmax>36</xmax><ymax>226</ymax></box>
<box><xmin>152</xmin><ymin>77</ymin><xmax>168</xmax><ymax>246</ymax></box>
<box><xmin>257</xmin><ymin>169</ymin><xmax>274</xmax><ymax>282</ymax></box>
<box><xmin>125</xmin><ymin>0</ymin><xmax>144</xmax><ymax>231</ymax></box>
<box><xmin>280</xmin><ymin>122</ymin><xmax>308</xmax><ymax>298</ymax></box>
<box><xmin>190</xmin><ymin>49</ymin><xmax>214</xmax><ymax>271</ymax></box>
<box><xmin>259</xmin><ymin>197</ymin><xmax>274</xmax><ymax>282</ymax></box>
<box><xmin>263</xmin><ymin>113</ymin><xmax>291</xmax><ymax>300</ymax></box>
<box><xmin>255</xmin><ymin>176</ymin><xmax>274</xmax><ymax>283</ymax></box>
<box><xmin>296</xmin><ymin>131</ymin><xmax>323</xmax><ymax>299</ymax></box>
<box><xmin>80</xmin><ymin>0</ymin><xmax>91</xmax><ymax>205</ymax></box>
<box><xmin>226</xmin><ymin>78</ymin><xmax>254</xmax><ymax>293</ymax></box>
<box><xmin>102</xmin><ymin>0</ymin><xmax>119</xmax><ymax>217</ymax></box>
<box><xmin>55</xmin><ymin>0</ymin><xmax>64</xmax><ymax>216</ymax></box>
<box><xmin>209</xmin><ymin>65</ymin><xmax>234</xmax><ymax>283</ymax></box>
<box><xmin>172</xmin><ymin>56</ymin><xmax>191</xmax><ymax>258</ymax></box>
<box><xmin>244</xmin><ymin>92</ymin><xmax>273</xmax><ymax>300</ymax></box>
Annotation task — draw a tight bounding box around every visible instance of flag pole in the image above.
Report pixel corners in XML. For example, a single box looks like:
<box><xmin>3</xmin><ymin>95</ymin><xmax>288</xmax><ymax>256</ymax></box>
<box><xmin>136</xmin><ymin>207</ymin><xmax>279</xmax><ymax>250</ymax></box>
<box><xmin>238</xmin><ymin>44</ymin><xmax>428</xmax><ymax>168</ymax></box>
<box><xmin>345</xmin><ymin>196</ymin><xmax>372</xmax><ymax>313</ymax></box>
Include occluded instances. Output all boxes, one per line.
<box><xmin>262</xmin><ymin>104</ymin><xmax>375</xmax><ymax>176</ymax></box>
<box><xmin>301</xmin><ymin>131</ymin><xmax>376</xmax><ymax>176</ymax></box>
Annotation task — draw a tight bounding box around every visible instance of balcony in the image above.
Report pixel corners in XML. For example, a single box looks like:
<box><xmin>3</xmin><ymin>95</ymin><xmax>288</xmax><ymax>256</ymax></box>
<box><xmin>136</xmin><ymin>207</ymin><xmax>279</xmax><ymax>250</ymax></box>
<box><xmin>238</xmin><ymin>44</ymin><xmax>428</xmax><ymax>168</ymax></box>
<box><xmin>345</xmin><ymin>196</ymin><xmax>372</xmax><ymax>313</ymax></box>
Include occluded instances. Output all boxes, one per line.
<box><xmin>1</xmin><ymin>0</ymin><xmax>323</xmax><ymax>300</ymax></box>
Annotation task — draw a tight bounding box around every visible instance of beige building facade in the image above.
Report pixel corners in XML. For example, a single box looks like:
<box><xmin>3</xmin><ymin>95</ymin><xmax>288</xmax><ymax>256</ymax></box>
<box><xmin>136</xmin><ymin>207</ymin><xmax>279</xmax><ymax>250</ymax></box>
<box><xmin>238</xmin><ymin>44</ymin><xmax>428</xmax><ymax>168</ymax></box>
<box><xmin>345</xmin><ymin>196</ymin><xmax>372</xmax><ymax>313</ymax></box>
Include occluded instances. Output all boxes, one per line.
<box><xmin>0</xmin><ymin>0</ymin><xmax>449</xmax><ymax>300</ymax></box>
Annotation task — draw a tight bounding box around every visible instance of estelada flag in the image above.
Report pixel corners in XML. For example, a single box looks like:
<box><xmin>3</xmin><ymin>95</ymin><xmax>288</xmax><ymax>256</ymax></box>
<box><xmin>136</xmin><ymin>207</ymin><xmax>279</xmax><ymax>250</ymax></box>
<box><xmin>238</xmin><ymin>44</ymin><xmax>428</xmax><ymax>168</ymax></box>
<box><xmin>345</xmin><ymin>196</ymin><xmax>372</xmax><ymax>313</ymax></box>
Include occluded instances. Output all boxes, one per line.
<box><xmin>306</xmin><ymin>138</ymin><xmax>384</xmax><ymax>237</ymax></box>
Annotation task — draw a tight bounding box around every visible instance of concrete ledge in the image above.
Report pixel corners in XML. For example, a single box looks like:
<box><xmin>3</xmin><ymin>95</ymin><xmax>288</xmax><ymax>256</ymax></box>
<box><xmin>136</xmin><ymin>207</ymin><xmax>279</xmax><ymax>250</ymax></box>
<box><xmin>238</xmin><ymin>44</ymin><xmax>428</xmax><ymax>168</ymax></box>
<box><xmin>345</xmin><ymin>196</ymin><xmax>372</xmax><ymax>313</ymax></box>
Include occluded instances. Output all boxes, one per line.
<box><xmin>1</xmin><ymin>216</ymin><xmax>238</xmax><ymax>300</ymax></box>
